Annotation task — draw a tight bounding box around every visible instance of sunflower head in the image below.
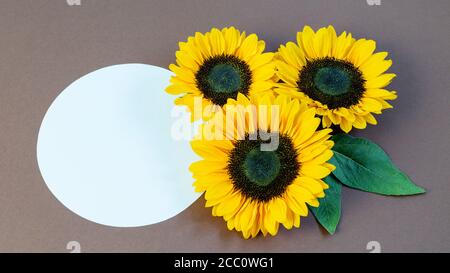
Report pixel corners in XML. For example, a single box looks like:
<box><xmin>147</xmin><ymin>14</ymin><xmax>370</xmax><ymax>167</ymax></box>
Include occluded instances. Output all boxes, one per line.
<box><xmin>189</xmin><ymin>93</ymin><xmax>335</xmax><ymax>238</ymax></box>
<box><xmin>275</xmin><ymin>25</ymin><xmax>398</xmax><ymax>133</ymax></box>
<box><xmin>166</xmin><ymin>27</ymin><xmax>276</xmax><ymax>121</ymax></box>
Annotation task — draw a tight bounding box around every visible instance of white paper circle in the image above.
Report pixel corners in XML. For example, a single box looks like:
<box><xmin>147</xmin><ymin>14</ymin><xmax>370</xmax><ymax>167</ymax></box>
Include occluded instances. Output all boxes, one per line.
<box><xmin>37</xmin><ymin>64</ymin><xmax>200</xmax><ymax>227</ymax></box>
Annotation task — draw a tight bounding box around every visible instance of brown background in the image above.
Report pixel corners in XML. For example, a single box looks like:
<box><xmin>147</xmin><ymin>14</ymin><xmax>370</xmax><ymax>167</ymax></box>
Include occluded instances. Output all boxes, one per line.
<box><xmin>0</xmin><ymin>0</ymin><xmax>449</xmax><ymax>252</ymax></box>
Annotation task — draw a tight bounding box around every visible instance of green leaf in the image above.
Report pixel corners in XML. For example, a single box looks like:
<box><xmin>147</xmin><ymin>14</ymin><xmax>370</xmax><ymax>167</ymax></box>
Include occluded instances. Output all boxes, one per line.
<box><xmin>329</xmin><ymin>134</ymin><xmax>425</xmax><ymax>195</ymax></box>
<box><xmin>310</xmin><ymin>174</ymin><xmax>342</xmax><ymax>235</ymax></box>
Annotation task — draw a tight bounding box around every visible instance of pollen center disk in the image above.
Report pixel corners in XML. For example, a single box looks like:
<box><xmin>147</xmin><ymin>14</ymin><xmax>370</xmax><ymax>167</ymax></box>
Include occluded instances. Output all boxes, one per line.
<box><xmin>195</xmin><ymin>54</ymin><xmax>252</xmax><ymax>106</ymax></box>
<box><xmin>297</xmin><ymin>57</ymin><xmax>366</xmax><ymax>109</ymax></box>
<box><xmin>227</xmin><ymin>135</ymin><xmax>300</xmax><ymax>201</ymax></box>
<box><xmin>243</xmin><ymin>148</ymin><xmax>281</xmax><ymax>187</ymax></box>
<box><xmin>314</xmin><ymin>67</ymin><xmax>351</xmax><ymax>96</ymax></box>
<box><xmin>207</xmin><ymin>64</ymin><xmax>242</xmax><ymax>94</ymax></box>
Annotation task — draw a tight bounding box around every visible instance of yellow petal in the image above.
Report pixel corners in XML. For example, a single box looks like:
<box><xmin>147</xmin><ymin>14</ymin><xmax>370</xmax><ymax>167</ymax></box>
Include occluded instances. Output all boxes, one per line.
<box><xmin>302</xmin><ymin>149</ymin><xmax>333</xmax><ymax>165</ymax></box>
<box><xmin>286</xmin><ymin>41</ymin><xmax>306</xmax><ymax>68</ymax></box>
<box><xmin>233</xmin><ymin>199</ymin><xmax>250</xmax><ymax>231</ymax></box>
<box><xmin>249</xmin><ymin>52</ymin><xmax>274</xmax><ymax>69</ymax></box>
<box><xmin>339</xmin><ymin>117</ymin><xmax>352</xmax><ymax>133</ymax></box>
<box><xmin>293</xmin><ymin>213</ymin><xmax>301</xmax><ymax>228</ymax></box>
<box><xmin>190</xmin><ymin>140</ymin><xmax>229</xmax><ymax>160</ymax></box>
<box><xmin>268</xmin><ymin>198</ymin><xmax>287</xmax><ymax>223</ymax></box>
<box><xmin>359</xmin><ymin>52</ymin><xmax>392</xmax><ymax>77</ymax></box>
<box><xmin>223</xmin><ymin>27</ymin><xmax>239</xmax><ymax>55</ymax></box>
<box><xmin>365</xmin><ymin>73</ymin><xmax>396</xmax><ymax>89</ymax></box>
<box><xmin>322</xmin><ymin>114</ymin><xmax>332</xmax><ymax>128</ymax></box>
<box><xmin>295</xmin><ymin>117</ymin><xmax>321</xmax><ymax>145</ymax></box>
<box><xmin>301</xmin><ymin>163</ymin><xmax>331</xmax><ymax>179</ymax></box>
<box><xmin>238</xmin><ymin>34</ymin><xmax>259</xmax><ymax>61</ymax></box>
<box><xmin>189</xmin><ymin>160</ymin><xmax>225</xmax><ymax>175</ymax></box>
<box><xmin>364</xmin><ymin>89</ymin><xmax>397</xmax><ymax>100</ymax></box>
<box><xmin>179</xmin><ymin>40</ymin><xmax>204</xmax><ymax>64</ymax></box>
<box><xmin>361</xmin><ymin>97</ymin><xmax>383</xmax><ymax>112</ymax></box>
<box><xmin>216</xmin><ymin>192</ymin><xmax>242</xmax><ymax>216</ymax></box>
<box><xmin>253</xmin><ymin>64</ymin><xmax>276</xmax><ymax>81</ymax></box>
<box><xmin>299</xmin><ymin>128</ymin><xmax>332</xmax><ymax>149</ymax></box>
<box><xmin>313</xmin><ymin>27</ymin><xmax>329</xmax><ymax>58</ymax></box>
<box><xmin>334</xmin><ymin>108</ymin><xmax>355</xmax><ymax>122</ymax></box>
<box><xmin>275</xmin><ymin>61</ymin><xmax>299</xmax><ymax>86</ymax></box>
<box><xmin>205</xmin><ymin>181</ymin><xmax>233</xmax><ymax>200</ymax></box>
<box><xmin>347</xmin><ymin>39</ymin><xmax>376</xmax><ymax>67</ymax></box>
<box><xmin>364</xmin><ymin>113</ymin><xmax>378</xmax><ymax>125</ymax></box>
<box><xmin>290</xmin><ymin>183</ymin><xmax>316</xmax><ymax>200</ymax></box>
<box><xmin>298</xmin><ymin>25</ymin><xmax>317</xmax><ymax>59</ymax></box>
<box><xmin>307</xmin><ymin>198</ymin><xmax>320</xmax><ymax>207</ymax></box>
<box><xmin>328</xmin><ymin>111</ymin><xmax>342</xmax><ymax>125</ymax></box>
<box><xmin>282</xmin><ymin>209</ymin><xmax>294</xmax><ymax>230</ymax></box>
<box><xmin>250</xmin><ymin>213</ymin><xmax>261</xmax><ymax>238</ymax></box>
<box><xmin>285</xmin><ymin>192</ymin><xmax>308</xmax><ymax>216</ymax></box>
<box><xmin>323</xmin><ymin>162</ymin><xmax>336</xmax><ymax>172</ymax></box>
<box><xmin>169</xmin><ymin>64</ymin><xmax>195</xmax><ymax>83</ymax></box>
<box><xmin>294</xmin><ymin>176</ymin><xmax>325</xmax><ymax>195</ymax></box>
<box><xmin>250</xmin><ymin>81</ymin><xmax>274</xmax><ymax>93</ymax></box>
<box><xmin>165</xmin><ymin>83</ymin><xmax>197</xmax><ymax>95</ymax></box>
<box><xmin>239</xmin><ymin>201</ymin><xmax>258</xmax><ymax>232</ymax></box>
<box><xmin>176</xmin><ymin>51</ymin><xmax>199</xmax><ymax>70</ymax></box>
<box><xmin>326</xmin><ymin>25</ymin><xmax>338</xmax><ymax>55</ymax></box>
<box><xmin>227</xmin><ymin>218</ymin><xmax>235</xmax><ymax>231</ymax></box>
<box><xmin>333</xmin><ymin>31</ymin><xmax>354</xmax><ymax>59</ymax></box>
<box><xmin>194</xmin><ymin>32</ymin><xmax>212</xmax><ymax>58</ymax></box>
<box><xmin>263</xmin><ymin>205</ymin><xmax>279</xmax><ymax>236</ymax></box>
<box><xmin>378</xmin><ymin>99</ymin><xmax>394</xmax><ymax>109</ymax></box>
<box><xmin>299</xmin><ymin>140</ymin><xmax>333</xmax><ymax>163</ymax></box>
<box><xmin>352</xmin><ymin>115</ymin><xmax>367</xmax><ymax>129</ymax></box>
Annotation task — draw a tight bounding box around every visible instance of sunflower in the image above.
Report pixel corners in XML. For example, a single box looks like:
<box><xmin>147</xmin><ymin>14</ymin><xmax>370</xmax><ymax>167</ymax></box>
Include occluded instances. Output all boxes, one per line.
<box><xmin>275</xmin><ymin>25</ymin><xmax>397</xmax><ymax>133</ymax></box>
<box><xmin>189</xmin><ymin>93</ymin><xmax>335</xmax><ymax>238</ymax></box>
<box><xmin>166</xmin><ymin>27</ymin><xmax>276</xmax><ymax>121</ymax></box>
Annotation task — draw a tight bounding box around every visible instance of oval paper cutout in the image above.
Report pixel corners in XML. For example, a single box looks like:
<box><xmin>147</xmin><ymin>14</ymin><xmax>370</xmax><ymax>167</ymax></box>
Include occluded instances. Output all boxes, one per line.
<box><xmin>37</xmin><ymin>64</ymin><xmax>200</xmax><ymax>227</ymax></box>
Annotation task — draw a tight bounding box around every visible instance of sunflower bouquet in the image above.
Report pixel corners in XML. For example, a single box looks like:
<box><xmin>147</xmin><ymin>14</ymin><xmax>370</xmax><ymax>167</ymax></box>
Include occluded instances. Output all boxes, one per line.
<box><xmin>166</xmin><ymin>26</ymin><xmax>425</xmax><ymax>238</ymax></box>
